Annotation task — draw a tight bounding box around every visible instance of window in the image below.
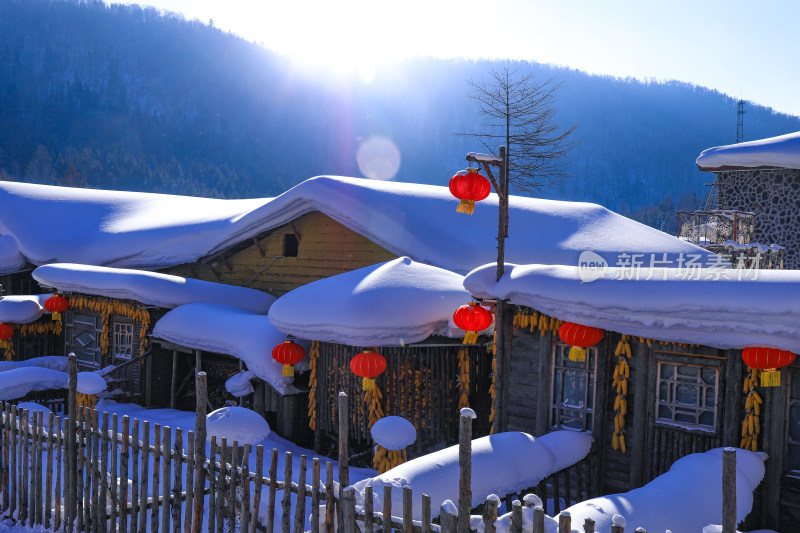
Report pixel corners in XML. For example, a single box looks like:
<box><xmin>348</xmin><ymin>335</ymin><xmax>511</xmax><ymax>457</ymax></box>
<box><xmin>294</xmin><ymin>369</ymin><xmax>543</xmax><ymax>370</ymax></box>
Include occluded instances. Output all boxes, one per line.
<box><xmin>282</xmin><ymin>233</ymin><xmax>299</xmax><ymax>257</ymax></box>
<box><xmin>656</xmin><ymin>361</ymin><xmax>718</xmax><ymax>430</ymax></box>
<box><xmin>113</xmin><ymin>320</ymin><xmax>134</xmax><ymax>360</ymax></box>
<box><xmin>65</xmin><ymin>312</ymin><xmax>103</xmax><ymax>367</ymax></box>
<box><xmin>786</xmin><ymin>369</ymin><xmax>800</xmax><ymax>470</ymax></box>
<box><xmin>551</xmin><ymin>343</ymin><xmax>597</xmax><ymax>432</ymax></box>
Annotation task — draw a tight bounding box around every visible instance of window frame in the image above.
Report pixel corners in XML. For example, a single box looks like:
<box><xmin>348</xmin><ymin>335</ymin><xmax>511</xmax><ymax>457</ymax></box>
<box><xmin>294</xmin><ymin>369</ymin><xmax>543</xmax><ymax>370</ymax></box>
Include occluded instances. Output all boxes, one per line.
<box><xmin>112</xmin><ymin>318</ymin><xmax>135</xmax><ymax>361</ymax></box>
<box><xmin>65</xmin><ymin>310</ymin><xmax>103</xmax><ymax>368</ymax></box>
<box><xmin>550</xmin><ymin>342</ymin><xmax>598</xmax><ymax>433</ymax></box>
<box><xmin>654</xmin><ymin>358</ymin><xmax>720</xmax><ymax>433</ymax></box>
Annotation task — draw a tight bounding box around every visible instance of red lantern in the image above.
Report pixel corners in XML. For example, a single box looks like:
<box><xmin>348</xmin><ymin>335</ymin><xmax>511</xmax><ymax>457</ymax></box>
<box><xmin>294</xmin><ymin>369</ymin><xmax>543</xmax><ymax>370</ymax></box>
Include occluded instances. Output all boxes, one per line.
<box><xmin>44</xmin><ymin>295</ymin><xmax>69</xmax><ymax>321</ymax></box>
<box><xmin>350</xmin><ymin>350</ymin><xmax>387</xmax><ymax>391</ymax></box>
<box><xmin>0</xmin><ymin>324</ymin><xmax>12</xmax><ymax>341</ymax></box>
<box><xmin>453</xmin><ymin>302</ymin><xmax>494</xmax><ymax>344</ymax></box>
<box><xmin>558</xmin><ymin>322</ymin><xmax>604</xmax><ymax>362</ymax></box>
<box><xmin>271</xmin><ymin>340</ymin><xmax>305</xmax><ymax>377</ymax></box>
<box><xmin>742</xmin><ymin>347</ymin><xmax>796</xmax><ymax>387</ymax></box>
<box><xmin>449</xmin><ymin>168</ymin><xmax>491</xmax><ymax>215</ymax></box>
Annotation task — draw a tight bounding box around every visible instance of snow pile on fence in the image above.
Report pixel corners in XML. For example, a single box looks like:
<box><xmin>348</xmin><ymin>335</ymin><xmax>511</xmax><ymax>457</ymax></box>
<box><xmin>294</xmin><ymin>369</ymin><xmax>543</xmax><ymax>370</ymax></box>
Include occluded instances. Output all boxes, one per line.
<box><xmin>0</xmin><ymin>294</ymin><xmax>50</xmax><ymax>324</ymax></box>
<box><xmin>371</xmin><ymin>416</ymin><xmax>416</xmax><ymax>450</ymax></box>
<box><xmin>696</xmin><ymin>130</ymin><xmax>800</xmax><ymax>170</ymax></box>
<box><xmin>225</xmin><ymin>370</ymin><xmax>256</xmax><ymax>397</ymax></box>
<box><xmin>0</xmin><ymin>235</ymin><xmax>25</xmax><ymax>276</ymax></box>
<box><xmin>0</xmin><ymin>356</ymin><xmax>69</xmax><ymax>372</ymax></box>
<box><xmin>465</xmin><ymin>263</ymin><xmax>800</xmax><ymax>352</ymax></box>
<box><xmin>206</xmin><ymin>406</ymin><xmax>270</xmax><ymax>445</ymax></box>
<box><xmin>0</xmin><ymin>176</ymin><xmax>714</xmax><ymax>275</ymax></box>
<box><xmin>269</xmin><ymin>257</ymin><xmax>472</xmax><ymax>346</ymax></box>
<box><xmin>0</xmin><ymin>367</ymin><xmax>107</xmax><ymax>400</ymax></box>
<box><xmin>559</xmin><ymin>448</ymin><xmax>766</xmax><ymax>532</ymax></box>
<box><xmin>153</xmin><ymin>303</ymin><xmax>308</xmax><ymax>395</ymax></box>
<box><xmin>33</xmin><ymin>263</ymin><xmax>274</xmax><ymax>314</ymax></box>
<box><xmin>353</xmin><ymin>430</ymin><xmax>593</xmax><ymax>520</ymax></box>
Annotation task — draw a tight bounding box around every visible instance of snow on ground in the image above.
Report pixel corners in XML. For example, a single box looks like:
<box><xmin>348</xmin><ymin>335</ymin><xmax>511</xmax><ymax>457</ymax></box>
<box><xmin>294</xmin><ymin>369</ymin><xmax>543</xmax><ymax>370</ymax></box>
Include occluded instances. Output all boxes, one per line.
<box><xmin>0</xmin><ymin>294</ymin><xmax>49</xmax><ymax>324</ymax></box>
<box><xmin>696</xmin><ymin>130</ymin><xmax>800</xmax><ymax>170</ymax></box>
<box><xmin>353</xmin><ymin>430</ymin><xmax>593</xmax><ymax>521</ymax></box>
<box><xmin>33</xmin><ymin>263</ymin><xmax>274</xmax><ymax>314</ymax></box>
<box><xmin>558</xmin><ymin>448</ymin><xmax>766</xmax><ymax>532</ymax></box>
<box><xmin>0</xmin><ymin>367</ymin><xmax>106</xmax><ymax>400</ymax></box>
<box><xmin>0</xmin><ymin>235</ymin><xmax>25</xmax><ymax>276</ymax></box>
<box><xmin>268</xmin><ymin>257</ymin><xmax>472</xmax><ymax>346</ymax></box>
<box><xmin>153</xmin><ymin>303</ymin><xmax>308</xmax><ymax>395</ymax></box>
<box><xmin>0</xmin><ymin>177</ymin><xmax>714</xmax><ymax>275</ymax></box>
<box><xmin>465</xmin><ymin>263</ymin><xmax>800</xmax><ymax>352</ymax></box>
<box><xmin>0</xmin><ymin>356</ymin><xmax>68</xmax><ymax>372</ymax></box>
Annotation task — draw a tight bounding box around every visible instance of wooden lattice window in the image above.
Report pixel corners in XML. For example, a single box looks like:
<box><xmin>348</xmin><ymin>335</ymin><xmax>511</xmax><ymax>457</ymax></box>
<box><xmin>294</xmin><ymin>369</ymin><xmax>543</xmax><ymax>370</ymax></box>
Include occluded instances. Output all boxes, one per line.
<box><xmin>550</xmin><ymin>343</ymin><xmax>597</xmax><ymax>432</ymax></box>
<box><xmin>65</xmin><ymin>311</ymin><xmax>102</xmax><ymax>367</ymax></box>
<box><xmin>655</xmin><ymin>361</ymin><xmax>718</xmax><ymax>430</ymax></box>
<box><xmin>113</xmin><ymin>319</ymin><xmax>134</xmax><ymax>360</ymax></box>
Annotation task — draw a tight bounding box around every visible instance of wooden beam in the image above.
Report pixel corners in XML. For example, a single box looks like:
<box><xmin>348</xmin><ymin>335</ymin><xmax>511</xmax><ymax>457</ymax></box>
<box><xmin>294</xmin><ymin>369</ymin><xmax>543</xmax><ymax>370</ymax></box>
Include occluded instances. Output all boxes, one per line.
<box><xmin>170</xmin><ymin>350</ymin><xmax>178</xmax><ymax>409</ymax></box>
<box><xmin>535</xmin><ymin>330</ymin><xmax>552</xmax><ymax>437</ymax></box>
<box><xmin>252</xmin><ymin>237</ymin><xmax>266</xmax><ymax>258</ymax></box>
<box><xmin>722</xmin><ymin>349</ymin><xmax>742</xmax><ymax>447</ymax></box>
<box><xmin>629</xmin><ymin>340</ymin><xmax>650</xmax><ymax>488</ymax></box>
<box><xmin>289</xmin><ymin>222</ymin><xmax>302</xmax><ymax>241</ymax></box>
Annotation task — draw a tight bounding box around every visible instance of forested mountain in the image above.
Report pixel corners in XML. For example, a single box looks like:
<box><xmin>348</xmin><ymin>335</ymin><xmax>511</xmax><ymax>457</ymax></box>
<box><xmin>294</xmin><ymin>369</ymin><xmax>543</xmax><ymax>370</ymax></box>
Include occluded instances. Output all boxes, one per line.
<box><xmin>1</xmin><ymin>0</ymin><xmax>799</xmax><ymax>231</ymax></box>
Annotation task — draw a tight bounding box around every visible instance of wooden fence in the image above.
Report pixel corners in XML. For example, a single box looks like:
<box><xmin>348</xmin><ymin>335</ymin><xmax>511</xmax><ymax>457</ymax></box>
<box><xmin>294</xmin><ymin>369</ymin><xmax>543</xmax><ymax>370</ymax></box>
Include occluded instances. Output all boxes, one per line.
<box><xmin>0</xmin><ymin>357</ymin><xmax>737</xmax><ymax>533</ymax></box>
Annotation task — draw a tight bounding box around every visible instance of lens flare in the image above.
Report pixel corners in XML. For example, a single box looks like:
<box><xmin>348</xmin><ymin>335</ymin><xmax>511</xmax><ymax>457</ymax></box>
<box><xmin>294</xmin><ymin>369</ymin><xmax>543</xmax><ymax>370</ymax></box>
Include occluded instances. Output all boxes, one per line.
<box><xmin>356</xmin><ymin>136</ymin><xmax>401</xmax><ymax>180</ymax></box>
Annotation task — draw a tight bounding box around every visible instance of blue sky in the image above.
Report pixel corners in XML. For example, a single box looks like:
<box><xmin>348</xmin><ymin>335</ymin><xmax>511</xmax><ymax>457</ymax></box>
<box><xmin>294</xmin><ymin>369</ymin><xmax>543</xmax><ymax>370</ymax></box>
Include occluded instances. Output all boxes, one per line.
<box><xmin>110</xmin><ymin>0</ymin><xmax>800</xmax><ymax>117</ymax></box>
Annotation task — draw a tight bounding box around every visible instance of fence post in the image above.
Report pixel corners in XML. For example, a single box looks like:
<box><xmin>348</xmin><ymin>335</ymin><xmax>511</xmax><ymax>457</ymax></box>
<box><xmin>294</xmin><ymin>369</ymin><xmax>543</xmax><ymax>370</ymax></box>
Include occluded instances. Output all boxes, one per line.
<box><xmin>341</xmin><ymin>487</ymin><xmax>356</xmax><ymax>533</ymax></box>
<box><xmin>66</xmin><ymin>353</ymin><xmax>78</xmax><ymax>533</ymax></box>
<box><xmin>583</xmin><ymin>517</ymin><xmax>595</xmax><ymax>533</ymax></box>
<box><xmin>458</xmin><ymin>408</ymin><xmax>475</xmax><ymax>533</ymax></box>
<box><xmin>532</xmin><ymin>507</ymin><xmax>545</xmax><ymax>533</ymax></box>
<box><xmin>610</xmin><ymin>513</ymin><xmax>626</xmax><ymax>533</ymax></box>
<box><xmin>439</xmin><ymin>501</ymin><xmax>457</xmax><ymax>533</ymax></box>
<box><xmin>337</xmin><ymin>392</ymin><xmax>349</xmax><ymax>533</ymax></box>
<box><xmin>191</xmin><ymin>372</ymin><xmax>207</xmax><ymax>533</ymax></box>
<box><xmin>510</xmin><ymin>500</ymin><xmax>522</xmax><ymax>533</ymax></box>
<box><xmin>722</xmin><ymin>447</ymin><xmax>736</xmax><ymax>533</ymax></box>
<box><xmin>482</xmin><ymin>495</ymin><xmax>498</xmax><ymax>533</ymax></box>
<box><xmin>558</xmin><ymin>512</ymin><xmax>571</xmax><ymax>533</ymax></box>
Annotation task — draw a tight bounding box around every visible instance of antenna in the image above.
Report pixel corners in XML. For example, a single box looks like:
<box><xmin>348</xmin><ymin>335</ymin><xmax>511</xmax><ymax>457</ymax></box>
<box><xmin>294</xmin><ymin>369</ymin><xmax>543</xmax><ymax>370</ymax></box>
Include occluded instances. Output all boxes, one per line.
<box><xmin>736</xmin><ymin>99</ymin><xmax>745</xmax><ymax>143</ymax></box>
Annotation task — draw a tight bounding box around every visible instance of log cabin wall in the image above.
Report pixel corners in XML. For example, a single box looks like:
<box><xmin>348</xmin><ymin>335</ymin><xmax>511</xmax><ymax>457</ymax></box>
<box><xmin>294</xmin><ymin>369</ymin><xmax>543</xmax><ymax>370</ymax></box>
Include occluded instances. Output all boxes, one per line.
<box><xmin>164</xmin><ymin>210</ymin><xmax>398</xmax><ymax>297</ymax></box>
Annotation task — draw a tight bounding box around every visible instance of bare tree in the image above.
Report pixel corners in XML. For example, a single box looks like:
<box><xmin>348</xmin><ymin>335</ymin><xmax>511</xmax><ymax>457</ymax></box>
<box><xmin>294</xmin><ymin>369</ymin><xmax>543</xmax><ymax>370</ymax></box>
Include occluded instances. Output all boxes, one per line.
<box><xmin>463</xmin><ymin>68</ymin><xmax>576</xmax><ymax>193</ymax></box>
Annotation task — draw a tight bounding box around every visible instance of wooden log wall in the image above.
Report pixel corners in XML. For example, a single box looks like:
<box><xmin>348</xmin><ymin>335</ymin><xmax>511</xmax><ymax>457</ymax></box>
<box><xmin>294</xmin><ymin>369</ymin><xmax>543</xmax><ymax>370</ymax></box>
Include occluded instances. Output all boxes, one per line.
<box><xmin>164</xmin><ymin>210</ymin><xmax>397</xmax><ymax>297</ymax></box>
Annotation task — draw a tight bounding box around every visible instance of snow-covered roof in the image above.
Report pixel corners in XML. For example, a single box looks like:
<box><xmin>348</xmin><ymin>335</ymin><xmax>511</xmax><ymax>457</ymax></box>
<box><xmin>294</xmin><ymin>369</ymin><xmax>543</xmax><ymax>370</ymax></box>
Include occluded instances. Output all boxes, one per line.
<box><xmin>0</xmin><ymin>367</ymin><xmax>106</xmax><ymax>400</ymax></box>
<box><xmin>0</xmin><ymin>235</ymin><xmax>25</xmax><ymax>275</ymax></box>
<box><xmin>465</xmin><ymin>263</ymin><xmax>800</xmax><ymax>352</ymax></box>
<box><xmin>353</xmin><ymin>430</ymin><xmax>592</xmax><ymax>521</ymax></box>
<box><xmin>0</xmin><ymin>294</ymin><xmax>49</xmax><ymax>324</ymax></box>
<box><xmin>268</xmin><ymin>257</ymin><xmax>472</xmax><ymax>346</ymax></box>
<box><xmin>696</xmin><ymin>130</ymin><xmax>800</xmax><ymax>170</ymax></box>
<box><xmin>0</xmin><ymin>177</ymin><xmax>713</xmax><ymax>275</ymax></box>
<box><xmin>33</xmin><ymin>264</ymin><xmax>275</xmax><ymax>314</ymax></box>
<box><xmin>152</xmin><ymin>303</ymin><xmax>305</xmax><ymax>395</ymax></box>
<box><xmin>560</xmin><ymin>448</ymin><xmax>765</xmax><ymax>532</ymax></box>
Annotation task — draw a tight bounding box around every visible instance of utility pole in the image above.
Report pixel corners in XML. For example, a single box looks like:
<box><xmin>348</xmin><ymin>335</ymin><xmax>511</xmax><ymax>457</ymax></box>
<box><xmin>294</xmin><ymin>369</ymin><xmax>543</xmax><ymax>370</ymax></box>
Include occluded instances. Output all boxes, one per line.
<box><xmin>736</xmin><ymin>99</ymin><xmax>745</xmax><ymax>143</ymax></box>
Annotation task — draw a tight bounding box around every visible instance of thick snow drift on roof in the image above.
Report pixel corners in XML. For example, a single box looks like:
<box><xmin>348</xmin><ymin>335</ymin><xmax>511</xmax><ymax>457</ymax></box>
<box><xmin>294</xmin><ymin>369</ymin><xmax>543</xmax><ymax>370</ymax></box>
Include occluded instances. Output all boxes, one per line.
<box><xmin>0</xmin><ymin>367</ymin><xmax>106</xmax><ymax>400</ymax></box>
<box><xmin>0</xmin><ymin>181</ymin><xmax>268</xmax><ymax>270</ymax></box>
<box><xmin>0</xmin><ymin>235</ymin><xmax>25</xmax><ymax>275</ymax></box>
<box><xmin>153</xmin><ymin>303</ymin><xmax>304</xmax><ymax>395</ymax></box>
<box><xmin>0</xmin><ymin>356</ymin><xmax>68</xmax><ymax>372</ymax></box>
<box><xmin>697</xmin><ymin>131</ymin><xmax>800</xmax><ymax>170</ymax></box>
<box><xmin>33</xmin><ymin>264</ymin><xmax>274</xmax><ymax>313</ymax></box>
<box><xmin>0</xmin><ymin>177</ymin><xmax>713</xmax><ymax>275</ymax></box>
<box><xmin>352</xmin><ymin>430</ymin><xmax>592</xmax><ymax>521</ymax></box>
<box><xmin>0</xmin><ymin>294</ymin><xmax>49</xmax><ymax>324</ymax></box>
<box><xmin>465</xmin><ymin>263</ymin><xmax>800</xmax><ymax>352</ymax></box>
<box><xmin>560</xmin><ymin>448</ymin><xmax>765</xmax><ymax>532</ymax></box>
<box><xmin>206</xmin><ymin>406</ymin><xmax>270</xmax><ymax>445</ymax></box>
<box><xmin>269</xmin><ymin>257</ymin><xmax>471</xmax><ymax>346</ymax></box>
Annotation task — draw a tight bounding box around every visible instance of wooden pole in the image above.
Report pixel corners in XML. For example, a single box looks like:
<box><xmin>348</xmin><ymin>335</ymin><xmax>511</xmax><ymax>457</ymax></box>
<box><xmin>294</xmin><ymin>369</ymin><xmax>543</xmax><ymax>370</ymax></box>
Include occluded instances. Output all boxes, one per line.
<box><xmin>510</xmin><ymin>500</ymin><xmax>522</xmax><ymax>533</ymax></box>
<box><xmin>341</xmin><ymin>487</ymin><xmax>356</xmax><ymax>533</ymax></box>
<box><xmin>722</xmin><ymin>447</ymin><xmax>736</xmax><ymax>533</ymax></box>
<box><xmin>337</xmin><ymin>392</ymin><xmax>349</xmax><ymax>487</ymax></box>
<box><xmin>67</xmin><ymin>354</ymin><xmax>77</xmax><ymax>532</ymax></box>
<box><xmin>403</xmin><ymin>486</ymin><xmax>412</xmax><ymax>533</ymax></box>
<box><xmin>191</xmin><ymin>372</ymin><xmax>208</xmax><ymax>533</ymax></box>
<box><xmin>458</xmin><ymin>409</ymin><xmax>473</xmax><ymax>533</ymax></box>
<box><xmin>171</xmin><ymin>351</ymin><xmax>178</xmax><ymax>410</ymax></box>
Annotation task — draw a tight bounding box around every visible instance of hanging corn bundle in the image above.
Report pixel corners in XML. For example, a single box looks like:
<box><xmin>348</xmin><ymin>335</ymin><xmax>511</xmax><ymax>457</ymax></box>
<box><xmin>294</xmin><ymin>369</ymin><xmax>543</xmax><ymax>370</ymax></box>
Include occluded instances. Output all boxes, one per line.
<box><xmin>307</xmin><ymin>341</ymin><xmax>319</xmax><ymax>431</ymax></box>
<box><xmin>0</xmin><ymin>323</ymin><xmax>14</xmax><ymax>362</ymax></box>
<box><xmin>77</xmin><ymin>393</ymin><xmax>98</xmax><ymax>410</ymax></box>
<box><xmin>68</xmin><ymin>296</ymin><xmax>152</xmax><ymax>356</ymax></box>
<box><xmin>611</xmin><ymin>335</ymin><xmax>631</xmax><ymax>454</ymax></box>
<box><xmin>741</xmin><ymin>366</ymin><xmax>762</xmax><ymax>451</ymax></box>
<box><xmin>457</xmin><ymin>347</ymin><xmax>470</xmax><ymax>409</ymax></box>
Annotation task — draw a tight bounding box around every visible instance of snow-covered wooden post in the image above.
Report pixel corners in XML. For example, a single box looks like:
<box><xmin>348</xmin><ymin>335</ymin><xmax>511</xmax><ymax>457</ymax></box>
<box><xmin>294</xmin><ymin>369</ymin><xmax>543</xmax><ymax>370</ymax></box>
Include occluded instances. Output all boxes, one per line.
<box><xmin>440</xmin><ymin>500</ymin><xmax>458</xmax><ymax>533</ymax></box>
<box><xmin>191</xmin><ymin>372</ymin><xmax>207</xmax><ymax>533</ymax></box>
<box><xmin>458</xmin><ymin>407</ymin><xmax>475</xmax><ymax>533</ymax></box>
<box><xmin>66</xmin><ymin>352</ymin><xmax>78</xmax><ymax>533</ymax></box>
<box><xmin>558</xmin><ymin>511</ymin><xmax>571</xmax><ymax>533</ymax></box>
<box><xmin>610</xmin><ymin>513</ymin><xmax>626</xmax><ymax>533</ymax></box>
<box><xmin>338</xmin><ymin>392</ymin><xmax>349</xmax><ymax>533</ymax></box>
<box><xmin>722</xmin><ymin>447</ymin><xmax>736</xmax><ymax>533</ymax></box>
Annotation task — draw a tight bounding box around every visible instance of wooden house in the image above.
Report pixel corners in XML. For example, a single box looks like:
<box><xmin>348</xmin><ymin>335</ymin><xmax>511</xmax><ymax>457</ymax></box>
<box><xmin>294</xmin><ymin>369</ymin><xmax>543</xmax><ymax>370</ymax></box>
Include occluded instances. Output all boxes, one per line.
<box><xmin>464</xmin><ymin>262</ymin><xmax>800</xmax><ymax>531</ymax></box>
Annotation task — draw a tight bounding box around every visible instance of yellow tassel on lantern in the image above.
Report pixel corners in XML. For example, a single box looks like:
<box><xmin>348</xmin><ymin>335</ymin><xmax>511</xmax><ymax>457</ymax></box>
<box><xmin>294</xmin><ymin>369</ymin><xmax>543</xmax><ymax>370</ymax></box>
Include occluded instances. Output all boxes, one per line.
<box><xmin>362</xmin><ymin>377</ymin><xmax>376</xmax><ymax>391</ymax></box>
<box><xmin>761</xmin><ymin>369</ymin><xmax>780</xmax><ymax>387</ymax></box>
<box><xmin>282</xmin><ymin>364</ymin><xmax>295</xmax><ymax>377</ymax></box>
<box><xmin>568</xmin><ymin>346</ymin><xmax>587</xmax><ymax>362</ymax></box>
<box><xmin>456</xmin><ymin>199</ymin><xmax>476</xmax><ymax>215</ymax></box>
<box><xmin>51</xmin><ymin>312</ymin><xmax>61</xmax><ymax>321</ymax></box>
